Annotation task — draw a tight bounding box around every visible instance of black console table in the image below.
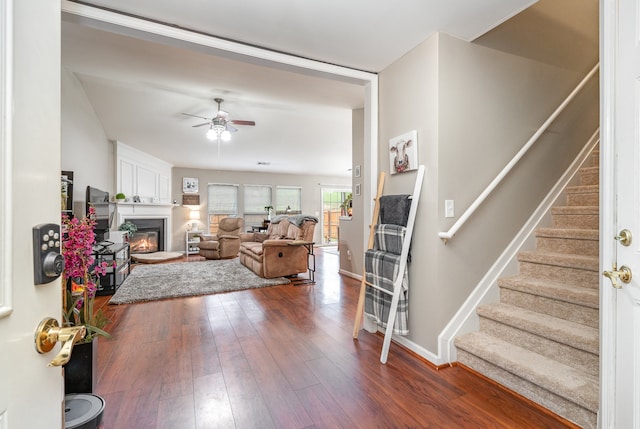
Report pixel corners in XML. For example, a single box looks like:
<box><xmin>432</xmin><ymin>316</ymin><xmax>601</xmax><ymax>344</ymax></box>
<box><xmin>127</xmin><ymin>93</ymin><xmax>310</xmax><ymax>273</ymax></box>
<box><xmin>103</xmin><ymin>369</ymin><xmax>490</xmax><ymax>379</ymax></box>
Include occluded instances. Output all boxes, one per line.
<box><xmin>93</xmin><ymin>242</ymin><xmax>131</xmax><ymax>296</ymax></box>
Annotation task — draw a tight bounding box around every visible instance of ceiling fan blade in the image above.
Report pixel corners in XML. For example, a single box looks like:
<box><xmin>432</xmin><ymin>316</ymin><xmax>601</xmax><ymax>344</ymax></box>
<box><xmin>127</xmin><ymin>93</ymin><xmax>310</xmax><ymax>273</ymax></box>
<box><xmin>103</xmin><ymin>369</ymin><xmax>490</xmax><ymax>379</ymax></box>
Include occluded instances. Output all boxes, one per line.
<box><xmin>192</xmin><ymin>122</ymin><xmax>211</xmax><ymax>128</ymax></box>
<box><xmin>226</xmin><ymin>124</ymin><xmax>238</xmax><ymax>133</ymax></box>
<box><xmin>182</xmin><ymin>112</ymin><xmax>210</xmax><ymax>121</ymax></box>
<box><xmin>229</xmin><ymin>120</ymin><xmax>255</xmax><ymax>126</ymax></box>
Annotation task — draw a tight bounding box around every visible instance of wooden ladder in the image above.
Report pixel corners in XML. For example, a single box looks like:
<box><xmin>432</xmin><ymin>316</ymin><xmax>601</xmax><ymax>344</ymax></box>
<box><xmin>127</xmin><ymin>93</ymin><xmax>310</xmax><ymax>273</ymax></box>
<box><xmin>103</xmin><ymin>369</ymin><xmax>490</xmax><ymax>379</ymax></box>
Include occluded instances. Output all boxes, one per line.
<box><xmin>352</xmin><ymin>165</ymin><xmax>425</xmax><ymax>363</ymax></box>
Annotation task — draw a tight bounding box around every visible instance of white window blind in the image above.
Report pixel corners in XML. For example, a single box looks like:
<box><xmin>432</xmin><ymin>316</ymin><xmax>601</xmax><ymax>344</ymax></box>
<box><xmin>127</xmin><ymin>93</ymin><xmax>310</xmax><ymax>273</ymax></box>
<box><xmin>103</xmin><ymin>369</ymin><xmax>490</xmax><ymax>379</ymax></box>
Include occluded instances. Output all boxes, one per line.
<box><xmin>276</xmin><ymin>186</ymin><xmax>302</xmax><ymax>214</ymax></box>
<box><xmin>207</xmin><ymin>184</ymin><xmax>238</xmax><ymax>215</ymax></box>
<box><xmin>243</xmin><ymin>185</ymin><xmax>272</xmax><ymax>214</ymax></box>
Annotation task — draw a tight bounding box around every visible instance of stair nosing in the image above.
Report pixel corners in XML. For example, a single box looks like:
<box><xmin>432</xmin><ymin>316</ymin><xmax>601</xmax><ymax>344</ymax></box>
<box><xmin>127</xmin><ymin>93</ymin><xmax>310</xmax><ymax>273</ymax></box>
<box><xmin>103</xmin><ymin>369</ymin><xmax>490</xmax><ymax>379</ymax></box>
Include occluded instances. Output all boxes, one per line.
<box><xmin>535</xmin><ymin>228</ymin><xmax>599</xmax><ymax>240</ymax></box>
<box><xmin>551</xmin><ymin>206</ymin><xmax>599</xmax><ymax>215</ymax></box>
<box><xmin>518</xmin><ymin>250</ymin><xmax>599</xmax><ymax>271</ymax></box>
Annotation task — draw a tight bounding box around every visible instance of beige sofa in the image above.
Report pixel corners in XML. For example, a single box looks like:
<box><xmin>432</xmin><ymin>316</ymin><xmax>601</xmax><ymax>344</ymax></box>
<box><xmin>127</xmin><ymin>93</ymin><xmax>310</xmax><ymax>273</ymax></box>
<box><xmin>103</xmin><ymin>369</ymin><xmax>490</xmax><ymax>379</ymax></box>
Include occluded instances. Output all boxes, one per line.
<box><xmin>240</xmin><ymin>215</ymin><xmax>317</xmax><ymax>278</ymax></box>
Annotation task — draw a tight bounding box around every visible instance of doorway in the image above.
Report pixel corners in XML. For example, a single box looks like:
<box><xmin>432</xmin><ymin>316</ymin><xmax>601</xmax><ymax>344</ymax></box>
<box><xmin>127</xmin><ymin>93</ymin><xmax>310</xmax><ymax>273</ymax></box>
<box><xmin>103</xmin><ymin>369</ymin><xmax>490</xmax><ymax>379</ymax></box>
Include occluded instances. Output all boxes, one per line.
<box><xmin>321</xmin><ymin>187</ymin><xmax>351</xmax><ymax>245</ymax></box>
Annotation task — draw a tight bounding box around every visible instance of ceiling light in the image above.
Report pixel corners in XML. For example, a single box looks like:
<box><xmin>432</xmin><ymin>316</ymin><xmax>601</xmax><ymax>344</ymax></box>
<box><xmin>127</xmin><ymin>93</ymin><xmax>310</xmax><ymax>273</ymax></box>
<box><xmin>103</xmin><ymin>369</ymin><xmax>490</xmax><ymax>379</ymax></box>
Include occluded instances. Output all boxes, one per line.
<box><xmin>206</xmin><ymin>126</ymin><xmax>217</xmax><ymax>141</ymax></box>
<box><xmin>221</xmin><ymin>130</ymin><xmax>232</xmax><ymax>142</ymax></box>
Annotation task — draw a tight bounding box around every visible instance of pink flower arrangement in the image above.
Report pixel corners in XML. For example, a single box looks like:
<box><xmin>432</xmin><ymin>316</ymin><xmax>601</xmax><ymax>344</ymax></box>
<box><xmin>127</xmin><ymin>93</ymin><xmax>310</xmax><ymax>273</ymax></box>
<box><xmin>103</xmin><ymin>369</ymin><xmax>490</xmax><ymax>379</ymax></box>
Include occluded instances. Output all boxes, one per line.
<box><xmin>61</xmin><ymin>206</ymin><xmax>112</xmax><ymax>342</ymax></box>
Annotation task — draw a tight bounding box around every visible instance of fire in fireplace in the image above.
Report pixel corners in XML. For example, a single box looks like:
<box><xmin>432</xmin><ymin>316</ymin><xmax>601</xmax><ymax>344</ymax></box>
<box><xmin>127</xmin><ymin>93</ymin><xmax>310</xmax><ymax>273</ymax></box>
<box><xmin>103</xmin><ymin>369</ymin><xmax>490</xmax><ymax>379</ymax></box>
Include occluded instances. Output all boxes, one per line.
<box><xmin>125</xmin><ymin>218</ymin><xmax>165</xmax><ymax>254</ymax></box>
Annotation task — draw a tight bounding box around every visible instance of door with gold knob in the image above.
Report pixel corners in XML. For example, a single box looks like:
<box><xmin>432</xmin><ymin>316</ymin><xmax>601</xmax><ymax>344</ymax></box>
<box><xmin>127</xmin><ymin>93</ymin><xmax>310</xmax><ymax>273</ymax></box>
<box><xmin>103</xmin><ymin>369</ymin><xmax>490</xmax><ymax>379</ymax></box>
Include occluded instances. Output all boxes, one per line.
<box><xmin>0</xmin><ymin>1</ymin><xmax>63</xmax><ymax>427</ymax></box>
<box><xmin>602</xmin><ymin>0</ymin><xmax>640</xmax><ymax>426</ymax></box>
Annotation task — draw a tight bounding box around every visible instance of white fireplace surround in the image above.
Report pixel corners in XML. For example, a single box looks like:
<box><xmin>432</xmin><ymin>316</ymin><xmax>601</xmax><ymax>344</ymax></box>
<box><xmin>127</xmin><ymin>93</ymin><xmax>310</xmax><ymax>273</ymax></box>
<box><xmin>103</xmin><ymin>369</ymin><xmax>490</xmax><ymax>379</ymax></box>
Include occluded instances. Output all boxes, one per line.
<box><xmin>115</xmin><ymin>202</ymin><xmax>173</xmax><ymax>251</ymax></box>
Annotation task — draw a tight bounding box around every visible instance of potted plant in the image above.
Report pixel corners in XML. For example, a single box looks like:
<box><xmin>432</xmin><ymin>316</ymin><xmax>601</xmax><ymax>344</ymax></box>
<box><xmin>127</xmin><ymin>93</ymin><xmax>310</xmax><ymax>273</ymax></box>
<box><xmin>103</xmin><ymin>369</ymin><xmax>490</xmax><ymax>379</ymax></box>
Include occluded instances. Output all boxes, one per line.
<box><xmin>264</xmin><ymin>205</ymin><xmax>273</xmax><ymax>221</ymax></box>
<box><xmin>114</xmin><ymin>192</ymin><xmax>126</xmax><ymax>202</ymax></box>
<box><xmin>118</xmin><ymin>221</ymin><xmax>138</xmax><ymax>235</ymax></box>
<box><xmin>340</xmin><ymin>193</ymin><xmax>353</xmax><ymax>216</ymax></box>
<box><xmin>61</xmin><ymin>207</ymin><xmax>113</xmax><ymax>393</ymax></box>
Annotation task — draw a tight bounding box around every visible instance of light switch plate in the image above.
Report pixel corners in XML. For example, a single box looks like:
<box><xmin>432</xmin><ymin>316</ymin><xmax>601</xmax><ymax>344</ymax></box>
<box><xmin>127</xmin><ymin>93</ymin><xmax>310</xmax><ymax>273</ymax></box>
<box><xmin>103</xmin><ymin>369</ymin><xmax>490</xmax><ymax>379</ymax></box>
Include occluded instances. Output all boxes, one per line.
<box><xmin>445</xmin><ymin>200</ymin><xmax>454</xmax><ymax>218</ymax></box>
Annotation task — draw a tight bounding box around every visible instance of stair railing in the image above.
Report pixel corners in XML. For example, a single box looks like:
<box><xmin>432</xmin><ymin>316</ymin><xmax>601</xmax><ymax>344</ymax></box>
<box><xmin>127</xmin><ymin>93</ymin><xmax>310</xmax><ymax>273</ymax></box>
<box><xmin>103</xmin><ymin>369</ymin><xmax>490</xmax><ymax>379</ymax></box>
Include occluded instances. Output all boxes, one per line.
<box><xmin>438</xmin><ymin>63</ymin><xmax>599</xmax><ymax>243</ymax></box>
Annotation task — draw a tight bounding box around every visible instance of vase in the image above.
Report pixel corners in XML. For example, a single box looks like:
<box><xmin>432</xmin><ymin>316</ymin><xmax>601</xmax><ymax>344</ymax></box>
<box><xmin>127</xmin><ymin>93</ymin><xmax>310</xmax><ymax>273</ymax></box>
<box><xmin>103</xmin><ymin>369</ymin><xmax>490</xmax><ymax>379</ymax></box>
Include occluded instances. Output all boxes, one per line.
<box><xmin>64</xmin><ymin>339</ymin><xmax>97</xmax><ymax>394</ymax></box>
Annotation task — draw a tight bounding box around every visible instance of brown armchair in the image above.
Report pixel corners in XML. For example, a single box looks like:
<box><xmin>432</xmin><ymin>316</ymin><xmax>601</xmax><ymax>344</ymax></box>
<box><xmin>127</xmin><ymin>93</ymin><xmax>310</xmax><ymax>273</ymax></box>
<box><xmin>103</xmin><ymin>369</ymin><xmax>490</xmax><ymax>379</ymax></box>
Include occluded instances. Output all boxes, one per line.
<box><xmin>198</xmin><ymin>217</ymin><xmax>244</xmax><ymax>259</ymax></box>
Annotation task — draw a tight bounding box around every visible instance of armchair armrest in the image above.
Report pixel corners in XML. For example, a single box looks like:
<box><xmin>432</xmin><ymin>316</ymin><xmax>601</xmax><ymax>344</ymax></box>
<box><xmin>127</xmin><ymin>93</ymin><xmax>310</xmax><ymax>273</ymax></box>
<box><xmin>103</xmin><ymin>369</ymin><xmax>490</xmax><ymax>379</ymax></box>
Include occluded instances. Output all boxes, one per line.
<box><xmin>262</xmin><ymin>239</ymin><xmax>294</xmax><ymax>247</ymax></box>
<box><xmin>217</xmin><ymin>234</ymin><xmax>240</xmax><ymax>242</ymax></box>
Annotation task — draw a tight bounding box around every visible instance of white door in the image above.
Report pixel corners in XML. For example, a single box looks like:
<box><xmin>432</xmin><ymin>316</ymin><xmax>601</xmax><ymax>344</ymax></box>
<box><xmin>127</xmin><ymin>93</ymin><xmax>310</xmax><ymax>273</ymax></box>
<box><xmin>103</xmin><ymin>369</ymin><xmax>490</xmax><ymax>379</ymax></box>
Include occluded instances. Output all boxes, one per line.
<box><xmin>601</xmin><ymin>0</ymin><xmax>640</xmax><ymax>427</ymax></box>
<box><xmin>0</xmin><ymin>0</ymin><xmax>63</xmax><ymax>427</ymax></box>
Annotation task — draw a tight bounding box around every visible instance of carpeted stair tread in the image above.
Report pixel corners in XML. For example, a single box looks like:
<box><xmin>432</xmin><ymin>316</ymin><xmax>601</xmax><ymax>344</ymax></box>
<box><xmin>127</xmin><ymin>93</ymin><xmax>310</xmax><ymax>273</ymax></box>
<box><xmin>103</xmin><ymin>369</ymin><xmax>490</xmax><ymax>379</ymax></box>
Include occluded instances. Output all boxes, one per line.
<box><xmin>498</xmin><ymin>276</ymin><xmax>599</xmax><ymax>309</ymax></box>
<box><xmin>518</xmin><ymin>250</ymin><xmax>599</xmax><ymax>271</ymax></box>
<box><xmin>477</xmin><ymin>303</ymin><xmax>599</xmax><ymax>355</ymax></box>
<box><xmin>455</xmin><ymin>331</ymin><xmax>599</xmax><ymax>413</ymax></box>
<box><xmin>565</xmin><ymin>184</ymin><xmax>599</xmax><ymax>195</ymax></box>
<box><xmin>551</xmin><ymin>206</ymin><xmax>599</xmax><ymax>215</ymax></box>
<box><xmin>535</xmin><ymin>228</ymin><xmax>599</xmax><ymax>240</ymax></box>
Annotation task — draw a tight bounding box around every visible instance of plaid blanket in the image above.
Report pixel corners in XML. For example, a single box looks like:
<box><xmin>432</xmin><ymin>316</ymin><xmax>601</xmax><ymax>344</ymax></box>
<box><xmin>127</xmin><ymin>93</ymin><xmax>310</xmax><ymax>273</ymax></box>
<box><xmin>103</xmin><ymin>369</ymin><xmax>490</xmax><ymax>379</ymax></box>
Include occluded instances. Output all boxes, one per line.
<box><xmin>363</xmin><ymin>224</ymin><xmax>409</xmax><ymax>335</ymax></box>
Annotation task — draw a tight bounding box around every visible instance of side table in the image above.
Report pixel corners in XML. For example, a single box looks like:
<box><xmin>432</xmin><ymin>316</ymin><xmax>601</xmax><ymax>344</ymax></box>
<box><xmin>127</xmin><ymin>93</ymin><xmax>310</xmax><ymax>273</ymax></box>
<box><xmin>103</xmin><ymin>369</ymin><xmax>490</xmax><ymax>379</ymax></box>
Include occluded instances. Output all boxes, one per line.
<box><xmin>288</xmin><ymin>240</ymin><xmax>315</xmax><ymax>284</ymax></box>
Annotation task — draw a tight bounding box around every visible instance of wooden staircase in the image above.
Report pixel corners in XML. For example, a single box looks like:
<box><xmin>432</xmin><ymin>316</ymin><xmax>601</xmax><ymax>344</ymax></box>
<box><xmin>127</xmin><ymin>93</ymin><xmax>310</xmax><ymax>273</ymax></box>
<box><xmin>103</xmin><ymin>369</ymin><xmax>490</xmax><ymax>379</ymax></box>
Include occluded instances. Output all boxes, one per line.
<box><xmin>455</xmin><ymin>147</ymin><xmax>600</xmax><ymax>429</ymax></box>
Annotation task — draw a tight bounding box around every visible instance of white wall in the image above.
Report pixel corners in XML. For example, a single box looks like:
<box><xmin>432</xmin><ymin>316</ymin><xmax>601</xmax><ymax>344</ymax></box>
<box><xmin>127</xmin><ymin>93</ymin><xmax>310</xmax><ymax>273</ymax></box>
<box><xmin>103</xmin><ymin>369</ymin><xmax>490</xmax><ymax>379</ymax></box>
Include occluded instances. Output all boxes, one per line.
<box><xmin>170</xmin><ymin>167</ymin><xmax>350</xmax><ymax>252</ymax></box>
<box><xmin>339</xmin><ymin>108</ymin><xmax>365</xmax><ymax>276</ymax></box>
<box><xmin>61</xmin><ymin>68</ymin><xmax>113</xmax><ymax>216</ymax></box>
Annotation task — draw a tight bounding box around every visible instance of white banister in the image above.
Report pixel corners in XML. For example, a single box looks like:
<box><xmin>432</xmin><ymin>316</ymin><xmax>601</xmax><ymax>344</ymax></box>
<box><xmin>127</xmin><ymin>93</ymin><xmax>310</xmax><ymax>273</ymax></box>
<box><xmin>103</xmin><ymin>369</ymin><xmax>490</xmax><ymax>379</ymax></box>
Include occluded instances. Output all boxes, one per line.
<box><xmin>438</xmin><ymin>63</ymin><xmax>599</xmax><ymax>242</ymax></box>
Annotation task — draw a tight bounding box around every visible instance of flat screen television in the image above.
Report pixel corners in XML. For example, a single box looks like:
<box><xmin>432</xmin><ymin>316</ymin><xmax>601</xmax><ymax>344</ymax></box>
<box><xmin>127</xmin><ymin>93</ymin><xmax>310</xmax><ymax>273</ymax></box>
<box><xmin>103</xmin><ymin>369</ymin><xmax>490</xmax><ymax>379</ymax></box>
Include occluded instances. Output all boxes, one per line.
<box><xmin>86</xmin><ymin>186</ymin><xmax>114</xmax><ymax>243</ymax></box>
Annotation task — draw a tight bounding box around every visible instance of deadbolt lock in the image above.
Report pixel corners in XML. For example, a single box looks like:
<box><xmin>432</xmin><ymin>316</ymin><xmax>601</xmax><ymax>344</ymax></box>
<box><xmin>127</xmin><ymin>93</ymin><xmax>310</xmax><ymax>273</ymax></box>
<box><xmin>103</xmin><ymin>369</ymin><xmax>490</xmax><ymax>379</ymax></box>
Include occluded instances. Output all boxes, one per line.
<box><xmin>615</xmin><ymin>229</ymin><xmax>632</xmax><ymax>246</ymax></box>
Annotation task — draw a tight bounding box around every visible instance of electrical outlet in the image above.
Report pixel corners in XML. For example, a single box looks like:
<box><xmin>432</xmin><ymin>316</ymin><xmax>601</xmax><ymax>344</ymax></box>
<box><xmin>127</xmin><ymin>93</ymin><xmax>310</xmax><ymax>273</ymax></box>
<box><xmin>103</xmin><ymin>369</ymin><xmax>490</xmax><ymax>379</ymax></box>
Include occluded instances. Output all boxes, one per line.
<box><xmin>445</xmin><ymin>200</ymin><xmax>454</xmax><ymax>218</ymax></box>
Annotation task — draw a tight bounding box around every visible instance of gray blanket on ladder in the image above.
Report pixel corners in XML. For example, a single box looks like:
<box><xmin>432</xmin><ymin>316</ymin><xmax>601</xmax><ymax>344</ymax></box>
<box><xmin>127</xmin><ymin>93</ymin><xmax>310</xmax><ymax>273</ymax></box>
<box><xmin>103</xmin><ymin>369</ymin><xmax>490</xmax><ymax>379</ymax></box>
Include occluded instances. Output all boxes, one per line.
<box><xmin>363</xmin><ymin>224</ymin><xmax>409</xmax><ymax>335</ymax></box>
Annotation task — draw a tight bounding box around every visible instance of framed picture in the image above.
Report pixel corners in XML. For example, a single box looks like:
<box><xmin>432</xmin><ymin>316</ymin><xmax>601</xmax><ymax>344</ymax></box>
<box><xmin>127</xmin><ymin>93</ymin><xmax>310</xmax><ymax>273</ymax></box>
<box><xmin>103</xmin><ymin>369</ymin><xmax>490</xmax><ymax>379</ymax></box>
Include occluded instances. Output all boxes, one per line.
<box><xmin>354</xmin><ymin>165</ymin><xmax>361</xmax><ymax>178</ymax></box>
<box><xmin>389</xmin><ymin>130</ymin><xmax>418</xmax><ymax>174</ymax></box>
<box><xmin>355</xmin><ymin>183</ymin><xmax>361</xmax><ymax>196</ymax></box>
<box><xmin>183</xmin><ymin>177</ymin><xmax>199</xmax><ymax>193</ymax></box>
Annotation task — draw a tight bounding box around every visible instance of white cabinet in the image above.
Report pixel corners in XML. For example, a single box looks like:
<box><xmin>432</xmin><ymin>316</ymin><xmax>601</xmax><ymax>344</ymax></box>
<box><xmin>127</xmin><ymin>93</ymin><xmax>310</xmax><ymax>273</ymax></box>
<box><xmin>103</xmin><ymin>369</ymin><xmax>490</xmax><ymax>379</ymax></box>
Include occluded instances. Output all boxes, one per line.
<box><xmin>186</xmin><ymin>230</ymin><xmax>203</xmax><ymax>255</ymax></box>
<box><xmin>115</xmin><ymin>141</ymin><xmax>173</xmax><ymax>204</ymax></box>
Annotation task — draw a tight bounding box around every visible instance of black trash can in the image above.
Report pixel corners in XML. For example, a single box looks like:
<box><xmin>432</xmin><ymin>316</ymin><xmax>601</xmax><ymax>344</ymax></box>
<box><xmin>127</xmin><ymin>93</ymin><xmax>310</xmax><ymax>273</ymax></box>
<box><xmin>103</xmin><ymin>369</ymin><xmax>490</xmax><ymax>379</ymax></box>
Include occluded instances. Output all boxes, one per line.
<box><xmin>64</xmin><ymin>394</ymin><xmax>105</xmax><ymax>429</ymax></box>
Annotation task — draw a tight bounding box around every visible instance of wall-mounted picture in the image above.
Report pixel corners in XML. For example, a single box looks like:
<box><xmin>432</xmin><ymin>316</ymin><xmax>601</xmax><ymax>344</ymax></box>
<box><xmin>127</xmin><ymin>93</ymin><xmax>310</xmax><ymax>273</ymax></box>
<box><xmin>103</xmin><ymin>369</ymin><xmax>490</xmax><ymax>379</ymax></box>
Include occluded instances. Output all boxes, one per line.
<box><xmin>183</xmin><ymin>177</ymin><xmax>199</xmax><ymax>193</ymax></box>
<box><xmin>355</xmin><ymin>183</ymin><xmax>361</xmax><ymax>196</ymax></box>
<box><xmin>389</xmin><ymin>130</ymin><xmax>418</xmax><ymax>174</ymax></box>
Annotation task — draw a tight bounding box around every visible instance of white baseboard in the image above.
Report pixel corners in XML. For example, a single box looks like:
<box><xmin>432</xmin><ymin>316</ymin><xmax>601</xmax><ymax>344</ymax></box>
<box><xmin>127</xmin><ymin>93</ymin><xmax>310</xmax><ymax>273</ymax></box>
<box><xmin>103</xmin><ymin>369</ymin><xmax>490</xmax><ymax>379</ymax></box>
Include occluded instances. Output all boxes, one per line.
<box><xmin>339</xmin><ymin>269</ymin><xmax>362</xmax><ymax>280</ymax></box>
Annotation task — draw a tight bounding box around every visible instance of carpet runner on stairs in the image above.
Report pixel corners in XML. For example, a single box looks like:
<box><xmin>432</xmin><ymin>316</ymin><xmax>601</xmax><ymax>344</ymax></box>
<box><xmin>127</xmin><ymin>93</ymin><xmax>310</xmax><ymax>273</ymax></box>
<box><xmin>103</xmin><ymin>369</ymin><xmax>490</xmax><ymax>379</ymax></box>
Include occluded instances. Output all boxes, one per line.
<box><xmin>455</xmin><ymin>147</ymin><xmax>600</xmax><ymax>429</ymax></box>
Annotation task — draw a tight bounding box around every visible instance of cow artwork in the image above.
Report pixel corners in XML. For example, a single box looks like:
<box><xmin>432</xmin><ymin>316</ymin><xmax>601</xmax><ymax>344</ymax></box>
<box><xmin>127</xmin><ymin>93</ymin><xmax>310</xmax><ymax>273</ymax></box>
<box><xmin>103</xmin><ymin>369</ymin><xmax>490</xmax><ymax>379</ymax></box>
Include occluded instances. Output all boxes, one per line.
<box><xmin>389</xmin><ymin>131</ymin><xmax>418</xmax><ymax>174</ymax></box>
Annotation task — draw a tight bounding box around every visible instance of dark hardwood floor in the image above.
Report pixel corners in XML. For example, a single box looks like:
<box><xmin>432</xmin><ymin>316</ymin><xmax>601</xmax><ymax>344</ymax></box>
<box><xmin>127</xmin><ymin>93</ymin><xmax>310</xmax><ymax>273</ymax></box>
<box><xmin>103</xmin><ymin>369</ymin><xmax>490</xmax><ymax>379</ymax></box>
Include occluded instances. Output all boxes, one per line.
<box><xmin>93</xmin><ymin>248</ymin><xmax>577</xmax><ymax>428</ymax></box>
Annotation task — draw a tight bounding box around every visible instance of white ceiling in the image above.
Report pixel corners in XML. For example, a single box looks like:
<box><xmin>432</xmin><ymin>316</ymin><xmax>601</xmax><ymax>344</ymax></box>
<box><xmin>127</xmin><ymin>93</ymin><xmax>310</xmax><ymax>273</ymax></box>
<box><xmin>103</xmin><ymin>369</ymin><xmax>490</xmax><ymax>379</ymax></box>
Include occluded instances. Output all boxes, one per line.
<box><xmin>61</xmin><ymin>0</ymin><xmax>536</xmax><ymax>177</ymax></box>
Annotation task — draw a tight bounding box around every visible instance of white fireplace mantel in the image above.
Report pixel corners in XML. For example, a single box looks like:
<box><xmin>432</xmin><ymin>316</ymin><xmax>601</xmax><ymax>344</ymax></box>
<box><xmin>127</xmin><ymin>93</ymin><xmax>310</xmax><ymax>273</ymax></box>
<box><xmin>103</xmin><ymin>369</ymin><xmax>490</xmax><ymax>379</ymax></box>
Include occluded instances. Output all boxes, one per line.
<box><xmin>116</xmin><ymin>203</ymin><xmax>174</xmax><ymax>250</ymax></box>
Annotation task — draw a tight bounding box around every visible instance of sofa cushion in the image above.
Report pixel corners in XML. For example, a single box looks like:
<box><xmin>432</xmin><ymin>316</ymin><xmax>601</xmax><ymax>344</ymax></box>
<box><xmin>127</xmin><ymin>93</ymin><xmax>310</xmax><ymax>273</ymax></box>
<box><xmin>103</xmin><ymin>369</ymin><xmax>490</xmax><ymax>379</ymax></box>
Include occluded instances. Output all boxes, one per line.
<box><xmin>241</xmin><ymin>241</ymin><xmax>264</xmax><ymax>257</ymax></box>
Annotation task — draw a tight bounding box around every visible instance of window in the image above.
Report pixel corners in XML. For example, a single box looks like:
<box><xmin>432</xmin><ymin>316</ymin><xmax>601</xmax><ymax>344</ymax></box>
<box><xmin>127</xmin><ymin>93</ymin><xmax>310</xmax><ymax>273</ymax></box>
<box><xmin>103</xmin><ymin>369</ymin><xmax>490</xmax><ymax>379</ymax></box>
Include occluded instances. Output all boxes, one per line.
<box><xmin>275</xmin><ymin>186</ymin><xmax>302</xmax><ymax>215</ymax></box>
<box><xmin>243</xmin><ymin>185</ymin><xmax>272</xmax><ymax>229</ymax></box>
<box><xmin>207</xmin><ymin>183</ymin><xmax>238</xmax><ymax>234</ymax></box>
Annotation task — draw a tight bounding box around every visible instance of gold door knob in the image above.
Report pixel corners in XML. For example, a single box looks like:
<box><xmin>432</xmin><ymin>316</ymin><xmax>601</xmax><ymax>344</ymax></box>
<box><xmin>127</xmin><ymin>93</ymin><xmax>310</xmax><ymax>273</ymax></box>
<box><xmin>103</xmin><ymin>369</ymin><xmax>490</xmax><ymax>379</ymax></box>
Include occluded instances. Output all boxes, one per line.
<box><xmin>603</xmin><ymin>265</ymin><xmax>632</xmax><ymax>289</ymax></box>
<box><xmin>34</xmin><ymin>317</ymin><xmax>86</xmax><ymax>367</ymax></box>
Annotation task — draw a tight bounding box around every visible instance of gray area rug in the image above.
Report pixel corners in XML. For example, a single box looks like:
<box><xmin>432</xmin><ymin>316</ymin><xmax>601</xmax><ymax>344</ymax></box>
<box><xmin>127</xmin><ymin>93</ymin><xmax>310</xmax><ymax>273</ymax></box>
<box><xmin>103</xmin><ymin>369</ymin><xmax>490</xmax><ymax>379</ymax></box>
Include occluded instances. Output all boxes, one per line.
<box><xmin>109</xmin><ymin>259</ymin><xmax>290</xmax><ymax>304</ymax></box>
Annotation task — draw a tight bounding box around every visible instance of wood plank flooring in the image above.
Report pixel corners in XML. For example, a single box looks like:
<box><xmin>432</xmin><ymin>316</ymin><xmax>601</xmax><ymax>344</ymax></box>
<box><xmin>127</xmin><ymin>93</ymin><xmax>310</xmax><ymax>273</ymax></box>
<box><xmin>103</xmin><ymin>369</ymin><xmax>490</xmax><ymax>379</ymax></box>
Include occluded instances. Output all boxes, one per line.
<box><xmin>93</xmin><ymin>248</ymin><xmax>577</xmax><ymax>428</ymax></box>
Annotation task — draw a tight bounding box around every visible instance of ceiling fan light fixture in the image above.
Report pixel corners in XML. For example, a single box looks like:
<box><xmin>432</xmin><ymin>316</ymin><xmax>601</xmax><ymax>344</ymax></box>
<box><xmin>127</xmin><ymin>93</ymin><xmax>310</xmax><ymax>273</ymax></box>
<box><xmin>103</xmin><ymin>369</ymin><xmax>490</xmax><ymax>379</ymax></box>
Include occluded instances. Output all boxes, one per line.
<box><xmin>221</xmin><ymin>130</ymin><xmax>232</xmax><ymax>142</ymax></box>
<box><xmin>206</xmin><ymin>126</ymin><xmax>217</xmax><ymax>140</ymax></box>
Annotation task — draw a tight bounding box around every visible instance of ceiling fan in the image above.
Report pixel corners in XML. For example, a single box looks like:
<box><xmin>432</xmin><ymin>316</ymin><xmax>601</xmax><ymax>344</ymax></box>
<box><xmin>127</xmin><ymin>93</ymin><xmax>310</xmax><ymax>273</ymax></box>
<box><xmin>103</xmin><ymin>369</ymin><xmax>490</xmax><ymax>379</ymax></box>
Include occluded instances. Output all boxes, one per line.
<box><xmin>182</xmin><ymin>98</ymin><xmax>255</xmax><ymax>142</ymax></box>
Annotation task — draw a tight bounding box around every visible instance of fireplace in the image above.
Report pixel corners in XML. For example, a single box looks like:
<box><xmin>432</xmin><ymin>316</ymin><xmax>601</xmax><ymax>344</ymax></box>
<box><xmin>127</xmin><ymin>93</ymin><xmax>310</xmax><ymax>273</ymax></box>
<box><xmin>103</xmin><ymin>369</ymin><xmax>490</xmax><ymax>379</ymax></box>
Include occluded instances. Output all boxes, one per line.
<box><xmin>125</xmin><ymin>218</ymin><xmax>165</xmax><ymax>253</ymax></box>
